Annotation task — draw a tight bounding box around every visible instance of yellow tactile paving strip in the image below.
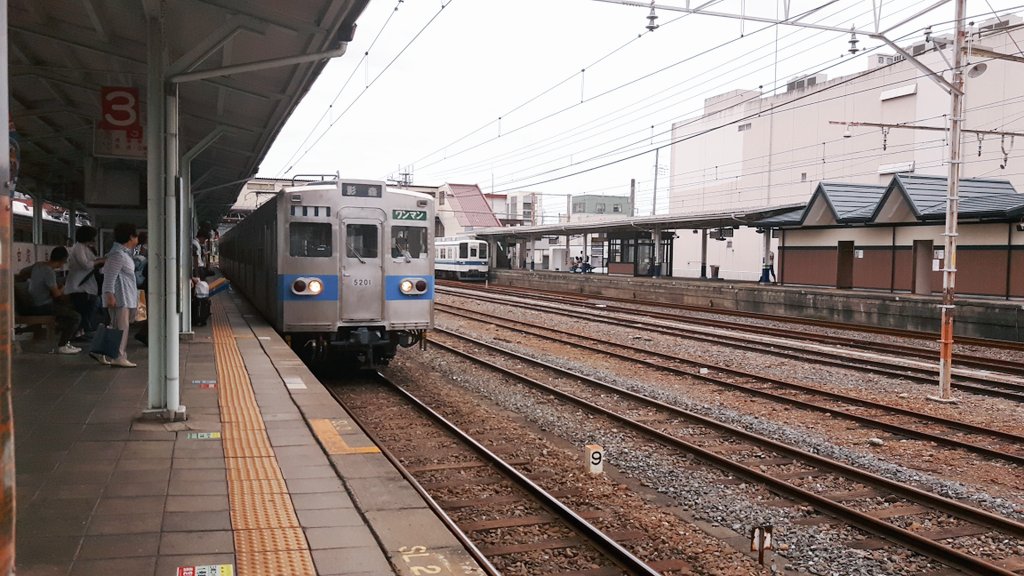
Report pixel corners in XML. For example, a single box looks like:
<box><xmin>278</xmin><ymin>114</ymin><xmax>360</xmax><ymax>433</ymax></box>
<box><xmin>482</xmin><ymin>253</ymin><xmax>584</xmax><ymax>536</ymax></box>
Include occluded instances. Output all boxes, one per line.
<box><xmin>309</xmin><ymin>419</ymin><xmax>381</xmax><ymax>455</ymax></box>
<box><xmin>212</xmin><ymin>303</ymin><xmax>316</xmax><ymax>576</ymax></box>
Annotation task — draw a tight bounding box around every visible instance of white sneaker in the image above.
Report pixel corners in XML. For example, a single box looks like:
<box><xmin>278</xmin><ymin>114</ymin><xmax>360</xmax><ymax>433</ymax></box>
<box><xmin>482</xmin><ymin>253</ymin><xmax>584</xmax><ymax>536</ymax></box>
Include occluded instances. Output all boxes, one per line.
<box><xmin>110</xmin><ymin>358</ymin><xmax>137</xmax><ymax>368</ymax></box>
<box><xmin>57</xmin><ymin>344</ymin><xmax>81</xmax><ymax>355</ymax></box>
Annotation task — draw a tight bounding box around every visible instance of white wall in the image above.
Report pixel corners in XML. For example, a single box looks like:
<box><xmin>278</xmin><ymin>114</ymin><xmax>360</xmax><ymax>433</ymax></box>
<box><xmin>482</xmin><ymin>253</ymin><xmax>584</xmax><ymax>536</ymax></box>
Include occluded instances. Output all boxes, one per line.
<box><xmin>668</xmin><ymin>25</ymin><xmax>1024</xmax><ymax>281</ymax></box>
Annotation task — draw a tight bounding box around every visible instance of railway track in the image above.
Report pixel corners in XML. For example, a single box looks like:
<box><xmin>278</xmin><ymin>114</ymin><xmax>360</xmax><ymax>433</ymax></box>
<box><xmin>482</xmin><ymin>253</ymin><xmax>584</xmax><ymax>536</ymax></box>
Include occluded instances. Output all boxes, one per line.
<box><xmin>438</xmin><ymin>280</ymin><xmax>1024</xmax><ymax>352</ymax></box>
<box><xmin>327</xmin><ymin>374</ymin><xmax>680</xmax><ymax>575</ymax></box>
<box><xmin>427</xmin><ymin>330</ymin><xmax>1024</xmax><ymax>576</ymax></box>
<box><xmin>435</xmin><ymin>304</ymin><xmax>1024</xmax><ymax>467</ymax></box>
<box><xmin>438</xmin><ymin>285</ymin><xmax>1024</xmax><ymax>401</ymax></box>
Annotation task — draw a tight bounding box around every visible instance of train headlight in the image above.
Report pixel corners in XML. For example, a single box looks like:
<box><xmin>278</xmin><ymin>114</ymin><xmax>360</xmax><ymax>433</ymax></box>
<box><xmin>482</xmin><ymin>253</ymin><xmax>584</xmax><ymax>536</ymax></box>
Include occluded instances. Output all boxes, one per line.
<box><xmin>399</xmin><ymin>278</ymin><xmax>428</xmax><ymax>295</ymax></box>
<box><xmin>291</xmin><ymin>277</ymin><xmax>324</xmax><ymax>296</ymax></box>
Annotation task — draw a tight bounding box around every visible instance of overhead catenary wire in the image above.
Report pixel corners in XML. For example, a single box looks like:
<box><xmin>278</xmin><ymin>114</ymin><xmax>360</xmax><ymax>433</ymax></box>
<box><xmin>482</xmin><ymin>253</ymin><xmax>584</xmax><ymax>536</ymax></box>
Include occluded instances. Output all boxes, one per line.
<box><xmin>275</xmin><ymin>0</ymin><xmax>407</xmax><ymax>177</ymax></box>
<box><xmin>423</xmin><ymin>3</ymin><xmax>1022</xmax><ymax>199</ymax></box>
<box><xmin>485</xmin><ymin>13</ymin><xmax>1023</xmax><ymax>197</ymax></box>
<box><xmin>416</xmin><ymin>0</ymin><xmax>948</xmax><ymax>186</ymax></box>
<box><xmin>277</xmin><ymin>0</ymin><xmax>458</xmax><ymax>176</ymax></box>
<box><xmin>405</xmin><ymin>0</ymin><xmax>731</xmax><ymax>171</ymax></box>
<box><xmin>413</xmin><ymin>0</ymin><xmax>849</xmax><ymax>177</ymax></box>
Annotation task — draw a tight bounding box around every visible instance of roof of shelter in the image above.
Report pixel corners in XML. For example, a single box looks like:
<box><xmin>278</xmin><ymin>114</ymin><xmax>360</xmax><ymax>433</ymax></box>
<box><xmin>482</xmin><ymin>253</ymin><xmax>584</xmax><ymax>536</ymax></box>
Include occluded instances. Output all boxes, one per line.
<box><xmin>445</xmin><ymin>183</ymin><xmax>502</xmax><ymax>229</ymax></box>
<box><xmin>9</xmin><ymin>0</ymin><xmax>370</xmax><ymax>224</ymax></box>
<box><xmin>760</xmin><ymin>174</ymin><xmax>1023</xmax><ymax>229</ymax></box>
<box><xmin>877</xmin><ymin>173</ymin><xmax>1021</xmax><ymax>221</ymax></box>
<box><xmin>804</xmin><ymin>182</ymin><xmax>888</xmax><ymax>224</ymax></box>
<box><xmin>470</xmin><ymin>203</ymin><xmax>806</xmax><ymax>238</ymax></box>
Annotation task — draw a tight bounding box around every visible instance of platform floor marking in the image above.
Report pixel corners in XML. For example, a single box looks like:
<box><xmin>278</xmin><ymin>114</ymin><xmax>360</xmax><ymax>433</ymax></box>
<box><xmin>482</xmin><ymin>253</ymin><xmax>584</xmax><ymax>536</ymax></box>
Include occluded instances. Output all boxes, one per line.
<box><xmin>212</xmin><ymin>301</ymin><xmax>315</xmax><ymax>576</ymax></box>
<box><xmin>310</xmin><ymin>419</ymin><xmax>381</xmax><ymax>455</ymax></box>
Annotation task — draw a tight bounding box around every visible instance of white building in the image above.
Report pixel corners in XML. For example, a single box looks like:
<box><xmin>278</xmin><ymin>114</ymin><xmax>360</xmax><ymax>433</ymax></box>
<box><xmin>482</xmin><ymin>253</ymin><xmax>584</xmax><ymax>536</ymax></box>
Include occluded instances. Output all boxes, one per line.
<box><xmin>669</xmin><ymin>16</ymin><xmax>1024</xmax><ymax>281</ymax></box>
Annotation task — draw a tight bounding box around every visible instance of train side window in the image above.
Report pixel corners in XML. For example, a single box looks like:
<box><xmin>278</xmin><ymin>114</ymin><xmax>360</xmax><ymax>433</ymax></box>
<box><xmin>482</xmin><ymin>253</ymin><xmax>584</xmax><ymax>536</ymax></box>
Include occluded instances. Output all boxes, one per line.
<box><xmin>347</xmin><ymin>224</ymin><xmax>379</xmax><ymax>259</ymax></box>
<box><xmin>289</xmin><ymin>222</ymin><xmax>332</xmax><ymax>258</ymax></box>
<box><xmin>459</xmin><ymin>243</ymin><xmax>468</xmax><ymax>259</ymax></box>
<box><xmin>479</xmin><ymin>243</ymin><xmax>488</xmax><ymax>259</ymax></box>
<box><xmin>391</xmin><ymin>226</ymin><xmax>427</xmax><ymax>259</ymax></box>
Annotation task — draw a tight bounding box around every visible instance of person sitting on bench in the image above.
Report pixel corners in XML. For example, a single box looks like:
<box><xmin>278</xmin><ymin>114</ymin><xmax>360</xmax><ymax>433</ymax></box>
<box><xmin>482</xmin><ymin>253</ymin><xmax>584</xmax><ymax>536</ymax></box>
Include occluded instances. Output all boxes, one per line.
<box><xmin>26</xmin><ymin>246</ymin><xmax>82</xmax><ymax>355</ymax></box>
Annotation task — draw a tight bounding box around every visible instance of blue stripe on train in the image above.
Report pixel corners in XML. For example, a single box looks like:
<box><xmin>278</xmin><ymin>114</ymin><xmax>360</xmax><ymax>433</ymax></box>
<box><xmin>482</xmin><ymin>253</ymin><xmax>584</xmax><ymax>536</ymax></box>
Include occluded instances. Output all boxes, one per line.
<box><xmin>384</xmin><ymin>275</ymin><xmax>434</xmax><ymax>300</ymax></box>
<box><xmin>278</xmin><ymin>274</ymin><xmax>340</xmax><ymax>301</ymax></box>
<box><xmin>436</xmin><ymin>260</ymin><xmax>488</xmax><ymax>266</ymax></box>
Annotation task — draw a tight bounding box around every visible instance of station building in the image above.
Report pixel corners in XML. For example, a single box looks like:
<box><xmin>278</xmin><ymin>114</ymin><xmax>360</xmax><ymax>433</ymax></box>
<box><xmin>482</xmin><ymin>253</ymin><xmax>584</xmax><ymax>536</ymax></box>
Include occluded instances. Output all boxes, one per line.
<box><xmin>669</xmin><ymin>16</ymin><xmax>1024</xmax><ymax>285</ymax></box>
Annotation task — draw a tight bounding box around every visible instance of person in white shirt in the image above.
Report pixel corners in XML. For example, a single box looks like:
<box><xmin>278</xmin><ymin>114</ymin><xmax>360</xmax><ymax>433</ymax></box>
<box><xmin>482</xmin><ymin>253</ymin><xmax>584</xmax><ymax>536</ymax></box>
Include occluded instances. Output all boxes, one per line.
<box><xmin>64</xmin><ymin>225</ymin><xmax>104</xmax><ymax>338</ymax></box>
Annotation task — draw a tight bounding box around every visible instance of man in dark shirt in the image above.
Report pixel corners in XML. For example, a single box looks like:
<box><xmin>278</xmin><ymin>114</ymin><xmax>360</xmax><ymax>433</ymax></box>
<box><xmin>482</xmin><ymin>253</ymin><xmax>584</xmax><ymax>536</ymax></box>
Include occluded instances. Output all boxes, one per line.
<box><xmin>26</xmin><ymin>246</ymin><xmax>82</xmax><ymax>354</ymax></box>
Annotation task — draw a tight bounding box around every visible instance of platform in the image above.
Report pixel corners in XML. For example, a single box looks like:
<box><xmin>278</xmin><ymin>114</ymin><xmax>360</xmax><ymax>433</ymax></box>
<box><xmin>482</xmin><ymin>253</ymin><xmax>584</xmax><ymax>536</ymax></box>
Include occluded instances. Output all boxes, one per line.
<box><xmin>13</xmin><ymin>293</ymin><xmax>483</xmax><ymax>575</ymax></box>
<box><xmin>493</xmin><ymin>269</ymin><xmax>1024</xmax><ymax>342</ymax></box>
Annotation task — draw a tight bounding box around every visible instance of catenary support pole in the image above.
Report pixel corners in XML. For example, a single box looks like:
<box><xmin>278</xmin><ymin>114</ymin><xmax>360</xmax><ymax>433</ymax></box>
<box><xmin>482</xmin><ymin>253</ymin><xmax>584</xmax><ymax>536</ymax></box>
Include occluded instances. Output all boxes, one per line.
<box><xmin>934</xmin><ymin>0</ymin><xmax>966</xmax><ymax>403</ymax></box>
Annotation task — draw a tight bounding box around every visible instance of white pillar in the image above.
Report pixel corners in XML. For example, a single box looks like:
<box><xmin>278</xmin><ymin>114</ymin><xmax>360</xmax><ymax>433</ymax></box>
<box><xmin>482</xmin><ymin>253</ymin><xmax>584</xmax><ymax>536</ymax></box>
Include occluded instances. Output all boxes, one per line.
<box><xmin>146</xmin><ymin>16</ymin><xmax>165</xmax><ymax>410</ymax></box>
<box><xmin>164</xmin><ymin>87</ymin><xmax>182</xmax><ymax>419</ymax></box>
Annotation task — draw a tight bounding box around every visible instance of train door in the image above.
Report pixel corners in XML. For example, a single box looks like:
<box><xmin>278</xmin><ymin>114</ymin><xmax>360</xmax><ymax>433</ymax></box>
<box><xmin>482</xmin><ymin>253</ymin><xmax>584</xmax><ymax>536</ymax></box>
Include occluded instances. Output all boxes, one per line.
<box><xmin>340</xmin><ymin>208</ymin><xmax>384</xmax><ymax>321</ymax></box>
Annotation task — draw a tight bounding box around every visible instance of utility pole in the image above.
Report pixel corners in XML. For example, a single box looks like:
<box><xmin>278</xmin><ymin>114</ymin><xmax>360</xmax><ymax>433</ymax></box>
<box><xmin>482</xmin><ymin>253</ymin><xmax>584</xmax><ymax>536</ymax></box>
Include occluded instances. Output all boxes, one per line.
<box><xmin>935</xmin><ymin>0</ymin><xmax>966</xmax><ymax>403</ymax></box>
<box><xmin>652</xmin><ymin>148</ymin><xmax>659</xmax><ymax>216</ymax></box>
<box><xmin>629</xmin><ymin>178</ymin><xmax>636</xmax><ymax>216</ymax></box>
<box><xmin>602</xmin><ymin>0</ymin><xmax>982</xmax><ymax>402</ymax></box>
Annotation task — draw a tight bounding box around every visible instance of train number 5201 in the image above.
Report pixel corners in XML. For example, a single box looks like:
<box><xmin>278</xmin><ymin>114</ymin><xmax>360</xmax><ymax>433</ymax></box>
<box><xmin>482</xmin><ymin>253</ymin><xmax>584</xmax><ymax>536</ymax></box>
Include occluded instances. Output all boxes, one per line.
<box><xmin>352</xmin><ymin>279</ymin><xmax>372</xmax><ymax>287</ymax></box>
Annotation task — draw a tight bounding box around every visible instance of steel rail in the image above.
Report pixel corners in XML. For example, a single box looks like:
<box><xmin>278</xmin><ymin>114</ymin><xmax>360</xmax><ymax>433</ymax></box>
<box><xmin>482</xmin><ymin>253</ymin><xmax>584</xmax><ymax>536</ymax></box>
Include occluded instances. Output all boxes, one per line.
<box><xmin>430</xmin><ymin>334</ymin><xmax>1020</xmax><ymax>576</ymax></box>
<box><xmin>323</xmin><ymin>376</ymin><xmax>502</xmax><ymax>576</ymax></box>
<box><xmin>350</xmin><ymin>372</ymin><xmax>663</xmax><ymax>576</ymax></box>
<box><xmin>438</xmin><ymin>281</ymin><xmax>1024</xmax><ymax>351</ymax></box>
<box><xmin>437</xmin><ymin>305</ymin><xmax>1024</xmax><ymax>462</ymax></box>
<box><xmin>452</xmin><ymin>283</ymin><xmax>1024</xmax><ymax>378</ymax></box>
<box><xmin>440</xmin><ymin>287</ymin><xmax>1024</xmax><ymax>401</ymax></box>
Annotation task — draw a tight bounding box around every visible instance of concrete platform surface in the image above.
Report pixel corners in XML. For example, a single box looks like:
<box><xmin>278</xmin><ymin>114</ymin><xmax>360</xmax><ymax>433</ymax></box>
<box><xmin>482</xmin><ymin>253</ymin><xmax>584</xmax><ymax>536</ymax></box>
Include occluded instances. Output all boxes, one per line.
<box><xmin>13</xmin><ymin>292</ymin><xmax>484</xmax><ymax>576</ymax></box>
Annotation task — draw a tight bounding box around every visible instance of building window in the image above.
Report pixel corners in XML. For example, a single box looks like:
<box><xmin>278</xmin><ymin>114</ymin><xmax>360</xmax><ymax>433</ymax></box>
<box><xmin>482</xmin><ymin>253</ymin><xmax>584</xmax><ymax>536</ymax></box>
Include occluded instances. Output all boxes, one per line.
<box><xmin>612</xmin><ymin>205</ymin><xmax>621</xmax><ymax>213</ymax></box>
<box><xmin>573</xmin><ymin>202</ymin><xmax>585</xmax><ymax>213</ymax></box>
<box><xmin>801</xmin><ymin>172</ymin><xmax>807</xmax><ymax>182</ymax></box>
<box><xmin>596</xmin><ymin>203</ymin><xmax>606</xmax><ymax>213</ymax></box>
<box><xmin>738</xmin><ymin>123</ymin><xmax>752</xmax><ymax>132</ymax></box>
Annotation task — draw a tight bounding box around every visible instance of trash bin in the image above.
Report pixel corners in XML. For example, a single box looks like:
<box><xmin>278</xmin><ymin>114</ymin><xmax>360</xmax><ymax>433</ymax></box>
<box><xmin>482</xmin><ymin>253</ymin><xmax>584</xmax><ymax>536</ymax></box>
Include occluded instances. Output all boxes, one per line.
<box><xmin>709</xmin><ymin>265</ymin><xmax>720</xmax><ymax>279</ymax></box>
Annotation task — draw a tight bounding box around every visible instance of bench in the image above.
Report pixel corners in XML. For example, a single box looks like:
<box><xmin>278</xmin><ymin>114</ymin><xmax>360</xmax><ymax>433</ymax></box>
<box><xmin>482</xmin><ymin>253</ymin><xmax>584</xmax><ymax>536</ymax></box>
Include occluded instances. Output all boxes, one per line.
<box><xmin>14</xmin><ymin>282</ymin><xmax>57</xmax><ymax>351</ymax></box>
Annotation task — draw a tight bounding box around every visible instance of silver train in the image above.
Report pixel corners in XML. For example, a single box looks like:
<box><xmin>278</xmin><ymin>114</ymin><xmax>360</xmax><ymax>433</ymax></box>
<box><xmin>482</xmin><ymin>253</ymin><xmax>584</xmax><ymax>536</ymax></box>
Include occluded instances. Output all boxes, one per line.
<box><xmin>434</xmin><ymin>236</ymin><xmax>489</xmax><ymax>280</ymax></box>
<box><xmin>219</xmin><ymin>178</ymin><xmax>434</xmax><ymax>367</ymax></box>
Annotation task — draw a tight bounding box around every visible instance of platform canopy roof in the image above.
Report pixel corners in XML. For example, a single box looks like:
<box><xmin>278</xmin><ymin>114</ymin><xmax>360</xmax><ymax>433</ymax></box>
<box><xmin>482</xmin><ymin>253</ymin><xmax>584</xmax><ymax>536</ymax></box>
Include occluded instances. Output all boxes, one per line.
<box><xmin>469</xmin><ymin>203</ymin><xmax>807</xmax><ymax>239</ymax></box>
<box><xmin>9</xmin><ymin>0</ymin><xmax>369</xmax><ymax>224</ymax></box>
<box><xmin>757</xmin><ymin>174</ymin><xmax>1024</xmax><ymax>228</ymax></box>
<box><xmin>884</xmin><ymin>174</ymin><xmax>1024</xmax><ymax>221</ymax></box>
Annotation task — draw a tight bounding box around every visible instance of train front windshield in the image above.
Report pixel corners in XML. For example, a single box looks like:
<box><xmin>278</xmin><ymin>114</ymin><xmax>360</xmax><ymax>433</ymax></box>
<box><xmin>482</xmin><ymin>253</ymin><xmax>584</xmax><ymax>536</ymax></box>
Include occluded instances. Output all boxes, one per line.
<box><xmin>391</xmin><ymin>226</ymin><xmax>428</xmax><ymax>259</ymax></box>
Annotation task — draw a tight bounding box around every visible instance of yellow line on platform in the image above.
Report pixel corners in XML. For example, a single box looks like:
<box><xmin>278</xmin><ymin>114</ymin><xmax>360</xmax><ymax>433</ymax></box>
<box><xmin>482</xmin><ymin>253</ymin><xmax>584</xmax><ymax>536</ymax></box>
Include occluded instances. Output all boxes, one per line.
<box><xmin>309</xmin><ymin>419</ymin><xmax>381</xmax><ymax>455</ymax></box>
<box><xmin>211</xmin><ymin>301</ymin><xmax>315</xmax><ymax>576</ymax></box>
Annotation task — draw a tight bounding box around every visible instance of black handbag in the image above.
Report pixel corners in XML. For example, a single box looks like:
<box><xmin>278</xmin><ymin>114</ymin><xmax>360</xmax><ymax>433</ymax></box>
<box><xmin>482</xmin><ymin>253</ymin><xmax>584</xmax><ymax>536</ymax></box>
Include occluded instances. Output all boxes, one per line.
<box><xmin>89</xmin><ymin>324</ymin><xmax>123</xmax><ymax>359</ymax></box>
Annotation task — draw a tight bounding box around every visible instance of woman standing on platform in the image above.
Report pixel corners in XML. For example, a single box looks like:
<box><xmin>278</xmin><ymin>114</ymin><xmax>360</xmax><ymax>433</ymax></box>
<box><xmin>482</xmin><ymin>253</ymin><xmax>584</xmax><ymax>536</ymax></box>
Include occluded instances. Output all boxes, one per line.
<box><xmin>98</xmin><ymin>222</ymin><xmax>140</xmax><ymax>367</ymax></box>
<box><xmin>65</xmin><ymin>225</ymin><xmax>104</xmax><ymax>339</ymax></box>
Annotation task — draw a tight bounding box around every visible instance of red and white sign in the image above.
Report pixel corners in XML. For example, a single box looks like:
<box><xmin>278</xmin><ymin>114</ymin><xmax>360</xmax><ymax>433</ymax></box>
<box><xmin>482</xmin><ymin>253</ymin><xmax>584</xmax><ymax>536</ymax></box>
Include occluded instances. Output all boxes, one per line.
<box><xmin>95</xmin><ymin>86</ymin><xmax>146</xmax><ymax>159</ymax></box>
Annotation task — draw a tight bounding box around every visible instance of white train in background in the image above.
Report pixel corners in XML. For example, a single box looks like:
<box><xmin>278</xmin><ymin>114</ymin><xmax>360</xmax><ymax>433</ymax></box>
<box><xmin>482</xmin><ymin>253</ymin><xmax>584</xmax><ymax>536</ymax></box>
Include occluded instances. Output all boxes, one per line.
<box><xmin>434</xmin><ymin>236</ymin><xmax>489</xmax><ymax>281</ymax></box>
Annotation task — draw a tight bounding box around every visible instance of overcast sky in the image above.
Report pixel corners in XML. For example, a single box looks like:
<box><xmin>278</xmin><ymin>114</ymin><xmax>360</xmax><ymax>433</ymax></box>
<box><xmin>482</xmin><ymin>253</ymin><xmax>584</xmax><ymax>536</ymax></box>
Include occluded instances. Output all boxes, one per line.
<box><xmin>259</xmin><ymin>0</ymin><xmax>1022</xmax><ymax>220</ymax></box>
